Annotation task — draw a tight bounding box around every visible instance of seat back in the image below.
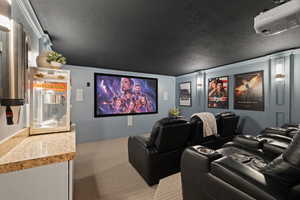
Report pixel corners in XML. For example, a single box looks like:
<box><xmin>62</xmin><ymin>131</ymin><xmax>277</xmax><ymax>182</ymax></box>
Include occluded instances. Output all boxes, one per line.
<box><xmin>262</xmin><ymin>132</ymin><xmax>300</xmax><ymax>186</ymax></box>
<box><xmin>154</xmin><ymin>122</ymin><xmax>191</xmax><ymax>153</ymax></box>
<box><xmin>148</xmin><ymin>117</ymin><xmax>188</xmax><ymax>146</ymax></box>
<box><xmin>283</xmin><ymin>132</ymin><xmax>300</xmax><ymax>167</ymax></box>
<box><xmin>189</xmin><ymin>116</ymin><xmax>204</xmax><ymax>145</ymax></box>
<box><xmin>216</xmin><ymin>112</ymin><xmax>240</xmax><ymax>137</ymax></box>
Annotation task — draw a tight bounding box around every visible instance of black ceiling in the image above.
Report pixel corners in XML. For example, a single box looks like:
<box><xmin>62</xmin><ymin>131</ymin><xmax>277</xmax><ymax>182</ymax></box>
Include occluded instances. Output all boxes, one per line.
<box><xmin>29</xmin><ymin>0</ymin><xmax>300</xmax><ymax>76</ymax></box>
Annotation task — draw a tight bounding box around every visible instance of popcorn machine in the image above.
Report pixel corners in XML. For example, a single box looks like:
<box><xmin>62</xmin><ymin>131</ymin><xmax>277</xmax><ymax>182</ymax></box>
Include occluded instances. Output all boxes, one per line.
<box><xmin>29</xmin><ymin>67</ymin><xmax>71</xmax><ymax>135</ymax></box>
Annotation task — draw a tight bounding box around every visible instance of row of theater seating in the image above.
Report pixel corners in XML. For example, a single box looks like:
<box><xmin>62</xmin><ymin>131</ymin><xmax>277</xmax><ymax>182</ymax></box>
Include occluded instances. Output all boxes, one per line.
<box><xmin>128</xmin><ymin>112</ymin><xmax>240</xmax><ymax>185</ymax></box>
<box><xmin>181</xmin><ymin>124</ymin><xmax>300</xmax><ymax>200</ymax></box>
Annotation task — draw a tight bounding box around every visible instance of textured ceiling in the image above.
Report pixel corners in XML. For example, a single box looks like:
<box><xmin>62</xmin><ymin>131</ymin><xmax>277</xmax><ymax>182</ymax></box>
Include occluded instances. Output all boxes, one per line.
<box><xmin>29</xmin><ymin>0</ymin><xmax>300</xmax><ymax>76</ymax></box>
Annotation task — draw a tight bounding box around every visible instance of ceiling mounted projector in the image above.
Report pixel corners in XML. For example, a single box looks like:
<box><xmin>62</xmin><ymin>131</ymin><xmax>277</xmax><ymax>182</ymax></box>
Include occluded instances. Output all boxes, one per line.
<box><xmin>254</xmin><ymin>0</ymin><xmax>300</xmax><ymax>36</ymax></box>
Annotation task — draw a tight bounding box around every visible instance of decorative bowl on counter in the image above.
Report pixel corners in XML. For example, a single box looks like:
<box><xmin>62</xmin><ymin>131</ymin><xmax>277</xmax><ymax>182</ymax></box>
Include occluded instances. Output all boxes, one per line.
<box><xmin>36</xmin><ymin>51</ymin><xmax>66</xmax><ymax>69</ymax></box>
<box><xmin>36</xmin><ymin>51</ymin><xmax>52</xmax><ymax>68</ymax></box>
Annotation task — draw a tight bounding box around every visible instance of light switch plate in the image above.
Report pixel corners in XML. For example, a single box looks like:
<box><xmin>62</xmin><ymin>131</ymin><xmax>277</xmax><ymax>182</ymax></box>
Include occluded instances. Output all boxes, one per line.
<box><xmin>128</xmin><ymin>116</ymin><xmax>133</xmax><ymax>127</ymax></box>
<box><xmin>76</xmin><ymin>89</ymin><xmax>84</xmax><ymax>102</ymax></box>
<box><xmin>163</xmin><ymin>91</ymin><xmax>168</xmax><ymax>101</ymax></box>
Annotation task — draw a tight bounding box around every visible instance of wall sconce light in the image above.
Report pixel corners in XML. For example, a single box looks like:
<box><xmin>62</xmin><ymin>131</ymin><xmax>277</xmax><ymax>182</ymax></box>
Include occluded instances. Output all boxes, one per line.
<box><xmin>197</xmin><ymin>76</ymin><xmax>203</xmax><ymax>89</ymax></box>
<box><xmin>275</xmin><ymin>57</ymin><xmax>285</xmax><ymax>81</ymax></box>
<box><xmin>0</xmin><ymin>0</ymin><xmax>12</xmax><ymax>32</ymax></box>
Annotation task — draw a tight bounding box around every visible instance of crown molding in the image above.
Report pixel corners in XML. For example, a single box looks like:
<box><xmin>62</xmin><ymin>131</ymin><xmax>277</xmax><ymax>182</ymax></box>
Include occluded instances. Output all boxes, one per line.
<box><xmin>14</xmin><ymin>0</ymin><xmax>52</xmax><ymax>48</ymax></box>
<box><xmin>292</xmin><ymin>48</ymin><xmax>300</xmax><ymax>55</ymax></box>
<box><xmin>200</xmin><ymin>48</ymin><xmax>300</xmax><ymax>74</ymax></box>
<box><xmin>176</xmin><ymin>47</ymin><xmax>300</xmax><ymax>77</ymax></box>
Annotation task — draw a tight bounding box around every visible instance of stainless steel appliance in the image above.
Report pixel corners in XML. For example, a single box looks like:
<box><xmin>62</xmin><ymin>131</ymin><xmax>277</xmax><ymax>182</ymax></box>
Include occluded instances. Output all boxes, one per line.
<box><xmin>0</xmin><ymin>21</ymin><xmax>28</xmax><ymax>106</ymax></box>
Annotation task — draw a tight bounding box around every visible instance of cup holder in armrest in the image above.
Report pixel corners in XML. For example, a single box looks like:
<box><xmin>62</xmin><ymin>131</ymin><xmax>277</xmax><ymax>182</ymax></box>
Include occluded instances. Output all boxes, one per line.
<box><xmin>229</xmin><ymin>153</ymin><xmax>252</xmax><ymax>163</ymax></box>
<box><xmin>193</xmin><ymin>146</ymin><xmax>215</xmax><ymax>154</ymax></box>
<box><xmin>192</xmin><ymin>145</ymin><xmax>223</xmax><ymax>161</ymax></box>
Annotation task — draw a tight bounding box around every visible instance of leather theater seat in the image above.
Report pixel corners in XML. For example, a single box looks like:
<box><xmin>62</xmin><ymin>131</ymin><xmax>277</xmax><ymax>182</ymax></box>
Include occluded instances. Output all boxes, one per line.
<box><xmin>189</xmin><ymin>112</ymin><xmax>240</xmax><ymax>149</ymax></box>
<box><xmin>128</xmin><ymin>117</ymin><xmax>191</xmax><ymax>185</ymax></box>
<box><xmin>225</xmin><ymin>126</ymin><xmax>299</xmax><ymax>159</ymax></box>
<box><xmin>181</xmin><ymin>129</ymin><xmax>300</xmax><ymax>200</ymax></box>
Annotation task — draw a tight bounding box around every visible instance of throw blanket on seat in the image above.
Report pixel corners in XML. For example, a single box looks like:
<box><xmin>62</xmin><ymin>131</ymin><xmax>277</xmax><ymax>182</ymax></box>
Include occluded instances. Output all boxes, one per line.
<box><xmin>191</xmin><ymin>112</ymin><xmax>218</xmax><ymax>137</ymax></box>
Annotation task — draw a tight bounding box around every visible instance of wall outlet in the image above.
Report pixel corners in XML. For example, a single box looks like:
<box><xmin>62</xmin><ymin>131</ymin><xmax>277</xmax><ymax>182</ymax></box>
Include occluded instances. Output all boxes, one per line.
<box><xmin>128</xmin><ymin>116</ymin><xmax>133</xmax><ymax>127</ymax></box>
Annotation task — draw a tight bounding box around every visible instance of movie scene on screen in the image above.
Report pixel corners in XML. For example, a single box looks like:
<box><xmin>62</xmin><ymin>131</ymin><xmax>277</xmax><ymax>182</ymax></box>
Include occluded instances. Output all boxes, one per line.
<box><xmin>95</xmin><ymin>74</ymin><xmax>158</xmax><ymax>117</ymax></box>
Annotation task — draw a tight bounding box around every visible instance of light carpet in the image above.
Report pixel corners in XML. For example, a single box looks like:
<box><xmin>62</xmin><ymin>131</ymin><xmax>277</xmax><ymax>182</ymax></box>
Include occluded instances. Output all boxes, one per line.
<box><xmin>74</xmin><ymin>136</ymin><xmax>182</xmax><ymax>200</ymax></box>
<box><xmin>74</xmin><ymin>137</ymin><xmax>157</xmax><ymax>200</ymax></box>
<box><xmin>154</xmin><ymin>173</ymin><xmax>183</xmax><ymax>200</ymax></box>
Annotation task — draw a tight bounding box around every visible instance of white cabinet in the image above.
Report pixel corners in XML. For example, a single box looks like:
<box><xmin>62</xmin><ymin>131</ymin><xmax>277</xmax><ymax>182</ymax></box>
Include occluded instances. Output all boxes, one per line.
<box><xmin>0</xmin><ymin>161</ymin><xmax>73</xmax><ymax>200</ymax></box>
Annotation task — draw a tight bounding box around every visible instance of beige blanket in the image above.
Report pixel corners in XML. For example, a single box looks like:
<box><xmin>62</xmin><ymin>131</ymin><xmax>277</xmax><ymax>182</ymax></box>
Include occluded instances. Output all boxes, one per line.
<box><xmin>191</xmin><ymin>112</ymin><xmax>218</xmax><ymax>137</ymax></box>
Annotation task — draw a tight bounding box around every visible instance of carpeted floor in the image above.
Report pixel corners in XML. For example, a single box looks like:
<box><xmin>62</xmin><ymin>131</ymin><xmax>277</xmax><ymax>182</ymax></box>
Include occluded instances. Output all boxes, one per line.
<box><xmin>74</xmin><ymin>137</ymin><xmax>157</xmax><ymax>200</ymax></box>
<box><xmin>154</xmin><ymin>173</ymin><xmax>183</xmax><ymax>200</ymax></box>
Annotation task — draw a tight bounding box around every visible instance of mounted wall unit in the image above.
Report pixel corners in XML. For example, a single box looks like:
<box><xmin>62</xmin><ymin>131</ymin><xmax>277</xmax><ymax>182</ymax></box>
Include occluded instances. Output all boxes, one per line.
<box><xmin>0</xmin><ymin>0</ymin><xmax>11</xmax><ymax>32</ymax></box>
<box><xmin>254</xmin><ymin>0</ymin><xmax>300</xmax><ymax>36</ymax></box>
<box><xmin>0</xmin><ymin>21</ymin><xmax>29</xmax><ymax>106</ymax></box>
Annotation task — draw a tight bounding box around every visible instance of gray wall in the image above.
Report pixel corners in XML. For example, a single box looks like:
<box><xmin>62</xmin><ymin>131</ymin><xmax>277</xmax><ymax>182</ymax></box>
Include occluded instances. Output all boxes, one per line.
<box><xmin>291</xmin><ymin>53</ymin><xmax>300</xmax><ymax>124</ymax></box>
<box><xmin>63</xmin><ymin>65</ymin><xmax>176</xmax><ymax>143</ymax></box>
<box><xmin>176</xmin><ymin>51</ymin><xmax>297</xmax><ymax>135</ymax></box>
<box><xmin>176</xmin><ymin>72</ymin><xmax>202</xmax><ymax>117</ymax></box>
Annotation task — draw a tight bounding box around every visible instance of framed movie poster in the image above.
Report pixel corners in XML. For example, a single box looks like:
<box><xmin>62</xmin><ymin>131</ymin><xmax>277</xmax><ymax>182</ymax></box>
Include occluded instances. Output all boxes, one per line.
<box><xmin>179</xmin><ymin>82</ymin><xmax>192</xmax><ymax>106</ymax></box>
<box><xmin>234</xmin><ymin>71</ymin><xmax>264</xmax><ymax>111</ymax></box>
<box><xmin>208</xmin><ymin>76</ymin><xmax>229</xmax><ymax>109</ymax></box>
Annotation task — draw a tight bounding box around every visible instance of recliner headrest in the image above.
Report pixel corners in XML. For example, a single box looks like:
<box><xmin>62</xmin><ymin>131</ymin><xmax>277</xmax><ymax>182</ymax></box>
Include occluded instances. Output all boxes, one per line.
<box><xmin>216</xmin><ymin>112</ymin><xmax>236</xmax><ymax>118</ymax></box>
<box><xmin>190</xmin><ymin>115</ymin><xmax>203</xmax><ymax>122</ymax></box>
<box><xmin>281</xmin><ymin>124</ymin><xmax>300</xmax><ymax>129</ymax></box>
<box><xmin>149</xmin><ymin>117</ymin><xmax>188</xmax><ymax>145</ymax></box>
<box><xmin>160</xmin><ymin>118</ymin><xmax>187</xmax><ymax>126</ymax></box>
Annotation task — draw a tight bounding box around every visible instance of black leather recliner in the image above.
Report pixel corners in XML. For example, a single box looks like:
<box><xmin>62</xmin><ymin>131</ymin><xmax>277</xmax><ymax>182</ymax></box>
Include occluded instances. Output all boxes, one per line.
<box><xmin>189</xmin><ymin>112</ymin><xmax>240</xmax><ymax>149</ymax></box>
<box><xmin>181</xmin><ymin>130</ymin><xmax>300</xmax><ymax>200</ymax></box>
<box><xmin>128</xmin><ymin>117</ymin><xmax>191</xmax><ymax>185</ymax></box>
<box><xmin>226</xmin><ymin>126</ymin><xmax>299</xmax><ymax>159</ymax></box>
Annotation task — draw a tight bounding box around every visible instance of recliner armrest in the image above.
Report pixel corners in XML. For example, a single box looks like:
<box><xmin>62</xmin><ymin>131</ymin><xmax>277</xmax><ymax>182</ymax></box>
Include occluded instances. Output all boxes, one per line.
<box><xmin>128</xmin><ymin>135</ymin><xmax>158</xmax><ymax>185</ymax></box>
<box><xmin>181</xmin><ymin>146</ymin><xmax>222</xmax><ymax>173</ymax></box>
<box><xmin>211</xmin><ymin>157</ymin><xmax>288</xmax><ymax>200</ymax></box>
<box><xmin>234</xmin><ymin>135</ymin><xmax>263</xmax><ymax>148</ymax></box>
<box><xmin>259</xmin><ymin>134</ymin><xmax>293</xmax><ymax>143</ymax></box>
<box><xmin>129</xmin><ymin>135</ymin><xmax>152</xmax><ymax>148</ymax></box>
<box><xmin>224</xmin><ymin>135</ymin><xmax>264</xmax><ymax>151</ymax></box>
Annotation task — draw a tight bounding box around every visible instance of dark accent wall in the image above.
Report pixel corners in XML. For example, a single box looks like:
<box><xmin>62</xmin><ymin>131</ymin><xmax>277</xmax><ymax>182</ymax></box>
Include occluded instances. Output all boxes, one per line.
<box><xmin>176</xmin><ymin>50</ymin><xmax>299</xmax><ymax>135</ymax></box>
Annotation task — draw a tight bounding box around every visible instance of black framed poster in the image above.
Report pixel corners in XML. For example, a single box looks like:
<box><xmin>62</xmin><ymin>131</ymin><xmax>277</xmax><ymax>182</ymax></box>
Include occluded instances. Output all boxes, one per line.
<box><xmin>234</xmin><ymin>71</ymin><xmax>265</xmax><ymax>111</ymax></box>
<box><xmin>179</xmin><ymin>82</ymin><xmax>192</xmax><ymax>107</ymax></box>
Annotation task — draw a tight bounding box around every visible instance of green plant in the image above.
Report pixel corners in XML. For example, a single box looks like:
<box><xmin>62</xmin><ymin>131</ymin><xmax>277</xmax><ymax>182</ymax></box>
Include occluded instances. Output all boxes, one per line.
<box><xmin>46</xmin><ymin>51</ymin><xmax>67</xmax><ymax>64</ymax></box>
<box><xmin>169</xmin><ymin>108</ymin><xmax>180</xmax><ymax>117</ymax></box>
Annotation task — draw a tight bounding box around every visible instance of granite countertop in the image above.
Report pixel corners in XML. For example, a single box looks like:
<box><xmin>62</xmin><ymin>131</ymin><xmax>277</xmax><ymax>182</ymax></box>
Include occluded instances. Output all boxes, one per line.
<box><xmin>0</xmin><ymin>128</ymin><xmax>76</xmax><ymax>174</ymax></box>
